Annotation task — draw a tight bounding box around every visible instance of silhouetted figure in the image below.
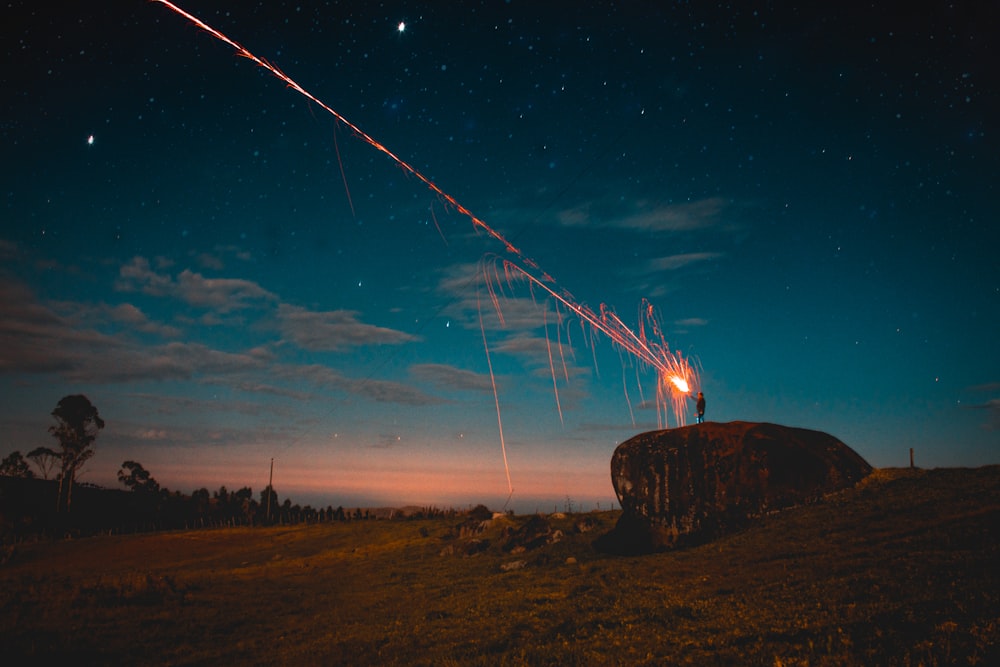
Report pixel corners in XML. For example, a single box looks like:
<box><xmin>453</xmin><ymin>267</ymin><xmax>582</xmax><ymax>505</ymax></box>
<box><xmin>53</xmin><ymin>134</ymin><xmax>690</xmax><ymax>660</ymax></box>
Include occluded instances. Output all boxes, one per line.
<box><xmin>691</xmin><ymin>391</ymin><xmax>706</xmax><ymax>423</ymax></box>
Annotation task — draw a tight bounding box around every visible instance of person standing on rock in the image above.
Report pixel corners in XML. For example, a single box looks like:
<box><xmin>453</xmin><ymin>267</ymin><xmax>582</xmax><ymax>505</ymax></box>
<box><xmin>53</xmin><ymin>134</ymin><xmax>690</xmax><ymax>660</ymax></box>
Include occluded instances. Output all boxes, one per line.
<box><xmin>690</xmin><ymin>391</ymin><xmax>706</xmax><ymax>423</ymax></box>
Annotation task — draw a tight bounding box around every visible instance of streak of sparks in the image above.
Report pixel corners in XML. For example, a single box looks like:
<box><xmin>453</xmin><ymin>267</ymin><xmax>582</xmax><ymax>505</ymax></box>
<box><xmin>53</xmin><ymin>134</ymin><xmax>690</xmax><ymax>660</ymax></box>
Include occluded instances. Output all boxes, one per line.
<box><xmin>152</xmin><ymin>0</ymin><xmax>701</xmax><ymax>496</ymax></box>
<box><xmin>490</xmin><ymin>258</ymin><xmax>699</xmax><ymax>427</ymax></box>
<box><xmin>331</xmin><ymin>123</ymin><xmax>355</xmax><ymax>218</ymax></box>
<box><xmin>151</xmin><ymin>0</ymin><xmax>544</xmax><ymax>274</ymax></box>
<box><xmin>477</xmin><ymin>287</ymin><xmax>513</xmax><ymax>502</ymax></box>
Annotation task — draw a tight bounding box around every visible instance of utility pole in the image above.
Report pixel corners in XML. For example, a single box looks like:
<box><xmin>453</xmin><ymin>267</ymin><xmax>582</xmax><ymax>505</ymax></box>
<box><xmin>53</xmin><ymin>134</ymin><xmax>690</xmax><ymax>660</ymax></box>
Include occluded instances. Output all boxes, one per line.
<box><xmin>266</xmin><ymin>457</ymin><xmax>274</xmax><ymax>523</ymax></box>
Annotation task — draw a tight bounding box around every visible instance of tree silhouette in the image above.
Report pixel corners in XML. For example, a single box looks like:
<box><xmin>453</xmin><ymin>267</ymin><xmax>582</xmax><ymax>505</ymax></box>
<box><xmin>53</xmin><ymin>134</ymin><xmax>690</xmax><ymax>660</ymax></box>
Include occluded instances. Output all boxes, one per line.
<box><xmin>191</xmin><ymin>488</ymin><xmax>211</xmax><ymax>526</ymax></box>
<box><xmin>231</xmin><ymin>486</ymin><xmax>255</xmax><ymax>525</ymax></box>
<box><xmin>118</xmin><ymin>460</ymin><xmax>161</xmax><ymax>494</ymax></box>
<box><xmin>48</xmin><ymin>394</ymin><xmax>104</xmax><ymax>512</ymax></box>
<box><xmin>260</xmin><ymin>485</ymin><xmax>278</xmax><ymax>524</ymax></box>
<box><xmin>0</xmin><ymin>450</ymin><xmax>34</xmax><ymax>478</ymax></box>
<box><xmin>26</xmin><ymin>446</ymin><xmax>60</xmax><ymax>479</ymax></box>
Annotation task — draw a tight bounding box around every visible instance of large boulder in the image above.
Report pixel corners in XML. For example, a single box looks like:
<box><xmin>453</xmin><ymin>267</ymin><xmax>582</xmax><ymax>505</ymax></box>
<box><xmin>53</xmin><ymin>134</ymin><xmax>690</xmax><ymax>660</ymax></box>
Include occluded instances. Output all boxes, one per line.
<box><xmin>601</xmin><ymin>421</ymin><xmax>872</xmax><ymax>553</ymax></box>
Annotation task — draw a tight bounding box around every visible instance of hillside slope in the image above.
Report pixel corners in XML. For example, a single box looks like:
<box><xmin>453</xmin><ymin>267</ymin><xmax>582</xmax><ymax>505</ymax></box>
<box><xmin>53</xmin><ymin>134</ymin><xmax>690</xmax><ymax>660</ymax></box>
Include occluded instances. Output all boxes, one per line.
<box><xmin>2</xmin><ymin>466</ymin><xmax>998</xmax><ymax>665</ymax></box>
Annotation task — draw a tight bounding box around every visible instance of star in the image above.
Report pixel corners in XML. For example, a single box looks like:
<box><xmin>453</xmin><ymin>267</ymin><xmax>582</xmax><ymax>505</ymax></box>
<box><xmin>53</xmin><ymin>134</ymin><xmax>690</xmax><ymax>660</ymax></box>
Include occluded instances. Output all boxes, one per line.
<box><xmin>397</xmin><ymin>21</ymin><xmax>406</xmax><ymax>34</ymax></box>
<box><xmin>87</xmin><ymin>134</ymin><xmax>95</xmax><ymax>145</ymax></box>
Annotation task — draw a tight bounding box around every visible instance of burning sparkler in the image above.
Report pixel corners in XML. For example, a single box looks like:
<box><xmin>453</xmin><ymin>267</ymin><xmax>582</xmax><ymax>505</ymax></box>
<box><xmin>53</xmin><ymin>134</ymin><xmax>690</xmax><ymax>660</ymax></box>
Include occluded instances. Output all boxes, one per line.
<box><xmin>670</xmin><ymin>376</ymin><xmax>690</xmax><ymax>393</ymax></box>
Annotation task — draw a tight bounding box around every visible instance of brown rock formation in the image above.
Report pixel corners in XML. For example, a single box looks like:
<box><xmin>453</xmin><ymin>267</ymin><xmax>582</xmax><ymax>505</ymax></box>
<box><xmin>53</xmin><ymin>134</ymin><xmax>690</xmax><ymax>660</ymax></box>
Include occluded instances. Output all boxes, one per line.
<box><xmin>601</xmin><ymin>421</ymin><xmax>872</xmax><ymax>553</ymax></box>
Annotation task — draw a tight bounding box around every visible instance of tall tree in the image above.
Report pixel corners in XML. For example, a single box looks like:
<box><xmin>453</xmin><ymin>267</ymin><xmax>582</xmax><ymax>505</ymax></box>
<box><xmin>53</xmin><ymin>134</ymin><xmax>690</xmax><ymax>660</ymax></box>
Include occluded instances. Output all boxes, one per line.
<box><xmin>0</xmin><ymin>450</ymin><xmax>34</xmax><ymax>478</ymax></box>
<box><xmin>48</xmin><ymin>394</ymin><xmax>104</xmax><ymax>512</ymax></box>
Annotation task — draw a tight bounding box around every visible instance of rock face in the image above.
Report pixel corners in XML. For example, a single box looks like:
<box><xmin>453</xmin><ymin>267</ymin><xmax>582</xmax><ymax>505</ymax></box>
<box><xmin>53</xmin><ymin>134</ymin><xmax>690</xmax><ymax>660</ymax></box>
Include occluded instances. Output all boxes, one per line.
<box><xmin>603</xmin><ymin>421</ymin><xmax>872</xmax><ymax>553</ymax></box>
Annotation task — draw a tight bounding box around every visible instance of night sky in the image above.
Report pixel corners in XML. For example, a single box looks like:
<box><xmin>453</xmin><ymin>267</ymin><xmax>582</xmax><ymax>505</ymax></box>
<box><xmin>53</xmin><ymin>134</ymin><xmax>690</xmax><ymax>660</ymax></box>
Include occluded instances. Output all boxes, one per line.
<box><xmin>2</xmin><ymin>1</ymin><xmax>997</xmax><ymax>512</ymax></box>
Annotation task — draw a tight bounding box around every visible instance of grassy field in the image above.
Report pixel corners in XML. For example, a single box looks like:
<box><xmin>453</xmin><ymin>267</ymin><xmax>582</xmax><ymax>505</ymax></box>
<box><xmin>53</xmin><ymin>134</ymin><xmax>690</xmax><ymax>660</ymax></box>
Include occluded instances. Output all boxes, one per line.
<box><xmin>2</xmin><ymin>466</ymin><xmax>998</xmax><ymax>665</ymax></box>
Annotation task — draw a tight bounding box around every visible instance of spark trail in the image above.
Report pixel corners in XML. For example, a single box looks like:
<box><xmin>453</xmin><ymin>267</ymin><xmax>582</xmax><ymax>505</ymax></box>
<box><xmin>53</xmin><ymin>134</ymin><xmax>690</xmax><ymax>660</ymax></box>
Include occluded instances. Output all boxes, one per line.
<box><xmin>487</xmin><ymin>258</ymin><xmax>698</xmax><ymax>428</ymax></box>
<box><xmin>152</xmin><ymin>0</ymin><xmax>541</xmax><ymax>274</ymax></box>
<box><xmin>152</xmin><ymin>0</ymin><xmax>701</xmax><ymax>494</ymax></box>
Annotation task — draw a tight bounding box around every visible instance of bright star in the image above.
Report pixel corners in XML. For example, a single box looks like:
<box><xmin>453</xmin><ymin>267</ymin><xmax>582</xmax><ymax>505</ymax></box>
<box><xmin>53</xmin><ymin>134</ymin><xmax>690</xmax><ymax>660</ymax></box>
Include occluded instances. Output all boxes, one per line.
<box><xmin>397</xmin><ymin>21</ymin><xmax>406</xmax><ymax>33</ymax></box>
<box><xmin>87</xmin><ymin>134</ymin><xmax>95</xmax><ymax>145</ymax></box>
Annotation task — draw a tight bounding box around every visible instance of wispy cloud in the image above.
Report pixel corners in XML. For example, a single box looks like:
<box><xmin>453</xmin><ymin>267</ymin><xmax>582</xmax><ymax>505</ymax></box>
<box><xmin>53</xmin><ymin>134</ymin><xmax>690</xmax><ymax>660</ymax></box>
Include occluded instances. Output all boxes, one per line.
<box><xmin>0</xmin><ymin>272</ymin><xmax>439</xmax><ymax>407</ymax></box>
<box><xmin>410</xmin><ymin>363</ymin><xmax>493</xmax><ymax>392</ymax></box>
<box><xmin>277</xmin><ymin>304</ymin><xmax>419</xmax><ymax>351</ymax></box>
<box><xmin>102</xmin><ymin>342</ymin><xmax>267</xmax><ymax>383</ymax></box>
<box><xmin>272</xmin><ymin>363</ymin><xmax>443</xmax><ymax>406</ymax></box>
<box><xmin>0</xmin><ymin>279</ymin><xmax>125</xmax><ymax>375</ymax></box>
<box><xmin>134</xmin><ymin>429</ymin><xmax>170</xmax><ymax>440</ymax></box>
<box><xmin>649</xmin><ymin>252</ymin><xmax>724</xmax><ymax>271</ymax></box>
<box><xmin>117</xmin><ymin>256</ymin><xmax>277</xmax><ymax>312</ymax></box>
<box><xmin>967</xmin><ymin>397</ymin><xmax>1000</xmax><ymax>431</ymax></box>
<box><xmin>557</xmin><ymin>197</ymin><xmax>727</xmax><ymax>232</ymax></box>
<box><xmin>0</xmin><ymin>281</ymin><xmax>267</xmax><ymax>383</ymax></box>
<box><xmin>436</xmin><ymin>262</ymin><xmax>564</xmax><ymax>333</ymax></box>
<box><xmin>73</xmin><ymin>302</ymin><xmax>183</xmax><ymax>339</ymax></box>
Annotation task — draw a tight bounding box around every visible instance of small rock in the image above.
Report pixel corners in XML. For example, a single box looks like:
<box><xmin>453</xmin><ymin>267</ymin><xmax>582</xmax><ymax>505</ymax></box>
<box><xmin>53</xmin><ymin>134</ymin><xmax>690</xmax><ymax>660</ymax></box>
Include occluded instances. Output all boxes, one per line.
<box><xmin>460</xmin><ymin>539</ymin><xmax>489</xmax><ymax>556</ymax></box>
<box><xmin>500</xmin><ymin>560</ymin><xmax>527</xmax><ymax>571</ymax></box>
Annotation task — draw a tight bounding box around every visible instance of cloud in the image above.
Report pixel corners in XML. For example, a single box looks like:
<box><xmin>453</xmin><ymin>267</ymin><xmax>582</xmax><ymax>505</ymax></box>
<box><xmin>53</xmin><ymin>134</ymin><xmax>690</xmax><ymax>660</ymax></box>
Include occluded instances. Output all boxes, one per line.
<box><xmin>410</xmin><ymin>363</ymin><xmax>493</xmax><ymax>392</ymax></box>
<box><xmin>2</xmin><ymin>267</ymin><xmax>439</xmax><ymax>407</ymax></box>
<box><xmin>117</xmin><ymin>256</ymin><xmax>276</xmax><ymax>312</ymax></box>
<box><xmin>108</xmin><ymin>303</ymin><xmax>183</xmax><ymax>338</ymax></box>
<box><xmin>277</xmin><ymin>304</ymin><xmax>419</xmax><ymax>351</ymax></box>
<box><xmin>0</xmin><ymin>238</ymin><xmax>20</xmax><ymax>261</ymax></box>
<box><xmin>43</xmin><ymin>300</ymin><xmax>182</xmax><ymax>340</ymax></box>
<box><xmin>968</xmin><ymin>397</ymin><xmax>1000</xmax><ymax>431</ymax></box>
<box><xmin>192</xmin><ymin>245</ymin><xmax>254</xmax><ymax>270</ymax></box>
<box><xmin>195</xmin><ymin>252</ymin><xmax>225</xmax><ymax>271</ymax></box>
<box><xmin>53</xmin><ymin>341</ymin><xmax>267</xmax><ymax>384</ymax></box>
<box><xmin>122</xmin><ymin>392</ymin><xmax>298</xmax><ymax>423</ymax></box>
<box><xmin>435</xmin><ymin>262</ymin><xmax>482</xmax><ymax>298</ymax></box>
<box><xmin>557</xmin><ymin>197</ymin><xmax>726</xmax><ymax>233</ymax></box>
<box><xmin>0</xmin><ymin>284</ymin><xmax>421</xmax><ymax>401</ymax></box>
<box><xmin>490</xmin><ymin>332</ymin><xmax>593</xmax><ymax>387</ymax></box>
<box><xmin>117</xmin><ymin>256</ymin><xmax>174</xmax><ymax>295</ymax></box>
<box><xmin>494</xmin><ymin>332</ymin><xmax>553</xmax><ymax>359</ymax></box>
<box><xmin>674</xmin><ymin>317</ymin><xmax>708</xmax><ymax>327</ymax></box>
<box><xmin>273</xmin><ymin>363</ymin><xmax>443</xmax><ymax>406</ymax></box>
<box><xmin>649</xmin><ymin>252</ymin><xmax>724</xmax><ymax>271</ymax></box>
<box><xmin>0</xmin><ymin>279</ymin><xmax>123</xmax><ymax>375</ymax></box>
<box><xmin>435</xmin><ymin>262</ymin><xmax>561</xmax><ymax>333</ymax></box>
<box><xmin>107</xmin><ymin>342</ymin><xmax>267</xmax><ymax>383</ymax></box>
<box><xmin>351</xmin><ymin>378</ymin><xmax>443</xmax><ymax>405</ymax></box>
<box><xmin>0</xmin><ymin>277</ymin><xmax>269</xmax><ymax>383</ymax></box>
<box><xmin>176</xmin><ymin>270</ymin><xmax>276</xmax><ymax>311</ymax></box>
<box><xmin>135</xmin><ymin>429</ymin><xmax>169</xmax><ymax>440</ymax></box>
<box><xmin>227</xmin><ymin>381</ymin><xmax>313</xmax><ymax>400</ymax></box>
<box><xmin>962</xmin><ymin>384</ymin><xmax>1000</xmax><ymax>430</ymax></box>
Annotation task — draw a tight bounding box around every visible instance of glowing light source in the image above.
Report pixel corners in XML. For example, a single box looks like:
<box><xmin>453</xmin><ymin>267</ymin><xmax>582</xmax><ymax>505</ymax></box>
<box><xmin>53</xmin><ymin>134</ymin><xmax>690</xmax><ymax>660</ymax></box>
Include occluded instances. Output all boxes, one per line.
<box><xmin>670</xmin><ymin>376</ymin><xmax>689</xmax><ymax>393</ymax></box>
<box><xmin>397</xmin><ymin>21</ymin><xmax>406</xmax><ymax>33</ymax></box>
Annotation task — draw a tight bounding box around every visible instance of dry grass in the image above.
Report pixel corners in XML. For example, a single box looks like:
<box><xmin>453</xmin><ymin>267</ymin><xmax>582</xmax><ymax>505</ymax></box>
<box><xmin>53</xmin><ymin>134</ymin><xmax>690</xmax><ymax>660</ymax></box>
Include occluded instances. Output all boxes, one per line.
<box><xmin>2</xmin><ymin>466</ymin><xmax>998</xmax><ymax>665</ymax></box>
